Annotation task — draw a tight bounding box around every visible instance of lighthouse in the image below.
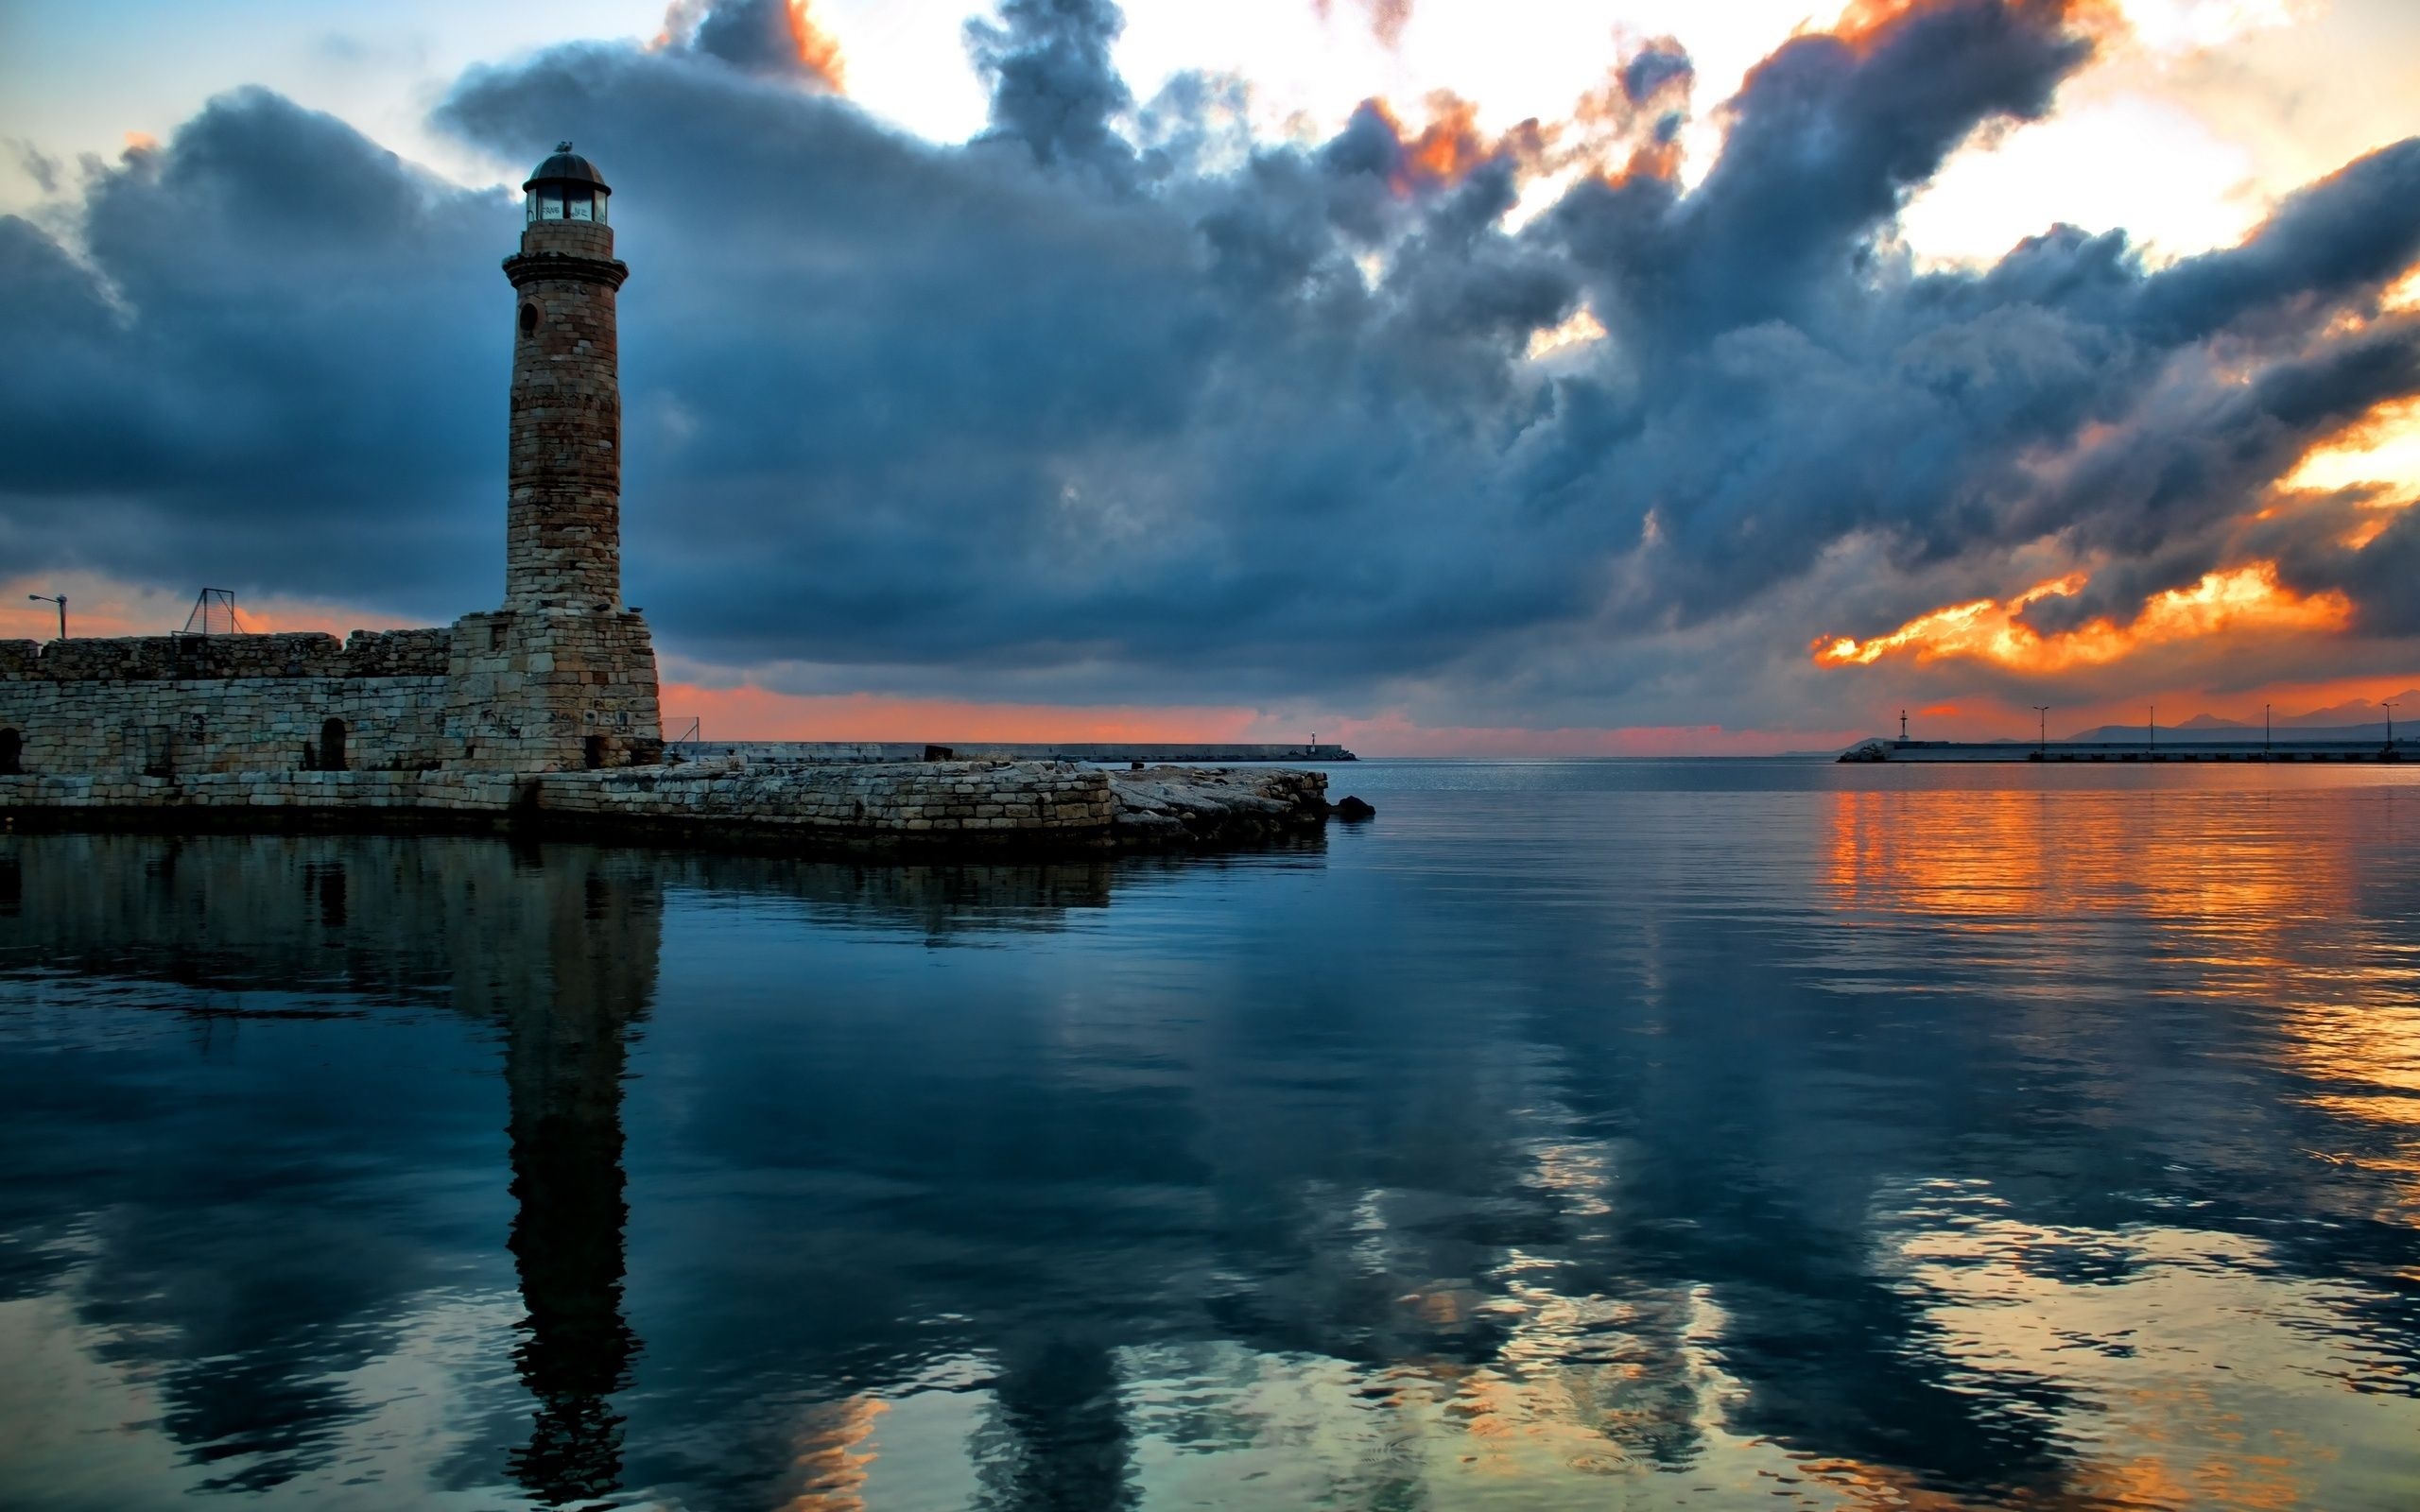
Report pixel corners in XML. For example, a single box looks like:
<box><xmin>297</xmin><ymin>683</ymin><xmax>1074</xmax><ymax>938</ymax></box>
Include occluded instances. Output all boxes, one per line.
<box><xmin>505</xmin><ymin>144</ymin><xmax>628</xmax><ymax>611</ymax></box>
<box><xmin>445</xmin><ymin>144</ymin><xmax>663</xmax><ymax>774</ymax></box>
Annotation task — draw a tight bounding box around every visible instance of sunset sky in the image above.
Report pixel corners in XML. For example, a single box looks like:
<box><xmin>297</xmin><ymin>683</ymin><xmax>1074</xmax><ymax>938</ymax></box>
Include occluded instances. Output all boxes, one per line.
<box><xmin>3</xmin><ymin>0</ymin><xmax>2417</xmax><ymax>751</ymax></box>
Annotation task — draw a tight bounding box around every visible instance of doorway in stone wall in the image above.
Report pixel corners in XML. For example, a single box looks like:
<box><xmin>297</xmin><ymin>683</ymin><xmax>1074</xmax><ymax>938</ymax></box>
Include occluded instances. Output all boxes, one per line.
<box><xmin>583</xmin><ymin>735</ymin><xmax>606</xmax><ymax>770</ymax></box>
<box><xmin>0</xmin><ymin>729</ymin><xmax>19</xmax><ymax>775</ymax></box>
<box><xmin>319</xmin><ymin>718</ymin><xmax>349</xmax><ymax>773</ymax></box>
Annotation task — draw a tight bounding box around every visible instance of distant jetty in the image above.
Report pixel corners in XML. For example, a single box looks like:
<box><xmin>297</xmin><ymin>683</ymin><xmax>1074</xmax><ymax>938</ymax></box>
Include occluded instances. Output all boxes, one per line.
<box><xmin>1841</xmin><ymin>736</ymin><xmax>2410</xmax><ymax>764</ymax></box>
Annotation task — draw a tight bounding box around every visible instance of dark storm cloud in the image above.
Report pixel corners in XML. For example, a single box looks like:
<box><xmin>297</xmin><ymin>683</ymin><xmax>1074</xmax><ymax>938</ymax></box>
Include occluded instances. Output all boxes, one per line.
<box><xmin>3</xmin><ymin>0</ymin><xmax>2417</xmax><ymax>726</ymax></box>
<box><xmin>1617</xmin><ymin>42</ymin><xmax>1693</xmax><ymax>110</ymax></box>
<box><xmin>7</xmin><ymin>139</ymin><xmax>61</xmax><ymax>196</ymax></box>
<box><xmin>966</xmin><ymin>0</ymin><xmax>1135</xmax><ymax>179</ymax></box>
<box><xmin>0</xmin><ymin>89</ymin><xmax>502</xmax><ymax>610</ymax></box>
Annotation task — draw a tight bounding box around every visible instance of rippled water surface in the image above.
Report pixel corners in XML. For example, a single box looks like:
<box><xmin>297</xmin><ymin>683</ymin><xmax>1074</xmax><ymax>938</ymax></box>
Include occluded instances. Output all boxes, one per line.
<box><xmin>3</xmin><ymin>761</ymin><xmax>2417</xmax><ymax>1510</ymax></box>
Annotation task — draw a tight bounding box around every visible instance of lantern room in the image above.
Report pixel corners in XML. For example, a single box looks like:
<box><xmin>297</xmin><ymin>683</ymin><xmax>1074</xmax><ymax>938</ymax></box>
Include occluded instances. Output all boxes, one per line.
<box><xmin>524</xmin><ymin>142</ymin><xmax>610</xmax><ymax>224</ymax></box>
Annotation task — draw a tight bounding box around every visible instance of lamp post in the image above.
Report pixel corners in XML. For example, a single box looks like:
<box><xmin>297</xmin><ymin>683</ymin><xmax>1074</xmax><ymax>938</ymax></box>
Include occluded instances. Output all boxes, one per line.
<box><xmin>26</xmin><ymin>593</ymin><xmax>64</xmax><ymax>642</ymax></box>
<box><xmin>2386</xmin><ymin>699</ymin><xmax>2398</xmax><ymax>752</ymax></box>
<box><xmin>2032</xmin><ymin>704</ymin><xmax>2050</xmax><ymax>757</ymax></box>
<box><xmin>2264</xmin><ymin>702</ymin><xmax>2271</xmax><ymax>759</ymax></box>
<box><xmin>2149</xmin><ymin>704</ymin><xmax>2155</xmax><ymax>757</ymax></box>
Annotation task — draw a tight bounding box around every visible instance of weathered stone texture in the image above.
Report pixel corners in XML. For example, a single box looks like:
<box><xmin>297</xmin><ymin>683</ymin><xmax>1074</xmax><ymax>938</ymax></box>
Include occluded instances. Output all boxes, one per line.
<box><xmin>536</xmin><ymin>760</ymin><xmax>1120</xmax><ymax>837</ymax></box>
<box><xmin>1108</xmin><ymin>766</ymin><xmax>1331</xmax><ymax>840</ymax></box>
<box><xmin>0</xmin><ymin>762</ymin><xmax>1331</xmax><ymax>851</ymax></box>
<box><xmin>444</xmin><ymin>609</ymin><xmax>663</xmax><ymax>773</ymax></box>
<box><xmin>504</xmin><ymin>217</ymin><xmax>627</xmax><ymax>612</ymax></box>
<box><xmin>0</xmin><ymin>635</ymin><xmax>451</xmax><ymax>777</ymax></box>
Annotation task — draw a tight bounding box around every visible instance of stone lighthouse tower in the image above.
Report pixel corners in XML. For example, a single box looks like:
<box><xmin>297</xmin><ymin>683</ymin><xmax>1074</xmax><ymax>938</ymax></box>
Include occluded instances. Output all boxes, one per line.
<box><xmin>446</xmin><ymin>144</ymin><xmax>663</xmax><ymax>773</ymax></box>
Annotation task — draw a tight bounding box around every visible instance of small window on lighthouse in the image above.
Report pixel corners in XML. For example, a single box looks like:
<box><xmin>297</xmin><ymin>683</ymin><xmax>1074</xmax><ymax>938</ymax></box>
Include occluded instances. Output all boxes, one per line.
<box><xmin>520</xmin><ymin>303</ymin><xmax>539</xmax><ymax>337</ymax></box>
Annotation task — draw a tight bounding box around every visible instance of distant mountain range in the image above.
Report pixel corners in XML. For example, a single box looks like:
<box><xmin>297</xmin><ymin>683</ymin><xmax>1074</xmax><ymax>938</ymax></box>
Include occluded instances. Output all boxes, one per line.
<box><xmin>2063</xmin><ymin>690</ymin><xmax>2420</xmax><ymax>745</ymax></box>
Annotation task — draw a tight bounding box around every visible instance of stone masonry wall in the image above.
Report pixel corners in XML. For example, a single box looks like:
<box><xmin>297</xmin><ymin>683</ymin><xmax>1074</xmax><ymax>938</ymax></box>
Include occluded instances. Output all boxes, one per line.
<box><xmin>445</xmin><ymin>610</ymin><xmax>663</xmax><ymax>773</ymax></box>
<box><xmin>0</xmin><ymin>761</ymin><xmax>1328</xmax><ymax>851</ymax></box>
<box><xmin>0</xmin><ymin>631</ymin><xmax>454</xmax><ymax>778</ymax></box>
<box><xmin>532</xmin><ymin>760</ymin><xmax>1117</xmax><ymax>838</ymax></box>
<box><xmin>0</xmin><ymin>762</ymin><xmax>1119</xmax><ymax>844</ymax></box>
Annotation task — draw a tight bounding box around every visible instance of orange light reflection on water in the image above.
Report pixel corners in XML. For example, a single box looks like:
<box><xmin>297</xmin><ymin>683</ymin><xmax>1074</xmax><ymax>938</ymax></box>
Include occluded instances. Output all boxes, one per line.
<box><xmin>779</xmin><ymin>1393</ymin><xmax>886</xmax><ymax>1511</ymax></box>
<box><xmin>1821</xmin><ymin>774</ymin><xmax>2420</xmax><ymax>1226</ymax></box>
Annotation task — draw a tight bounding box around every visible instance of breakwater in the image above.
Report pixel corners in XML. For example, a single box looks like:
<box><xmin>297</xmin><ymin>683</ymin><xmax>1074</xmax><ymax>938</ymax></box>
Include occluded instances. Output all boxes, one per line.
<box><xmin>0</xmin><ymin>760</ymin><xmax>1333</xmax><ymax>852</ymax></box>
<box><xmin>673</xmin><ymin>741</ymin><xmax>1356</xmax><ymax>764</ymax></box>
<box><xmin>1841</xmin><ymin>737</ymin><xmax>2412</xmax><ymax>764</ymax></box>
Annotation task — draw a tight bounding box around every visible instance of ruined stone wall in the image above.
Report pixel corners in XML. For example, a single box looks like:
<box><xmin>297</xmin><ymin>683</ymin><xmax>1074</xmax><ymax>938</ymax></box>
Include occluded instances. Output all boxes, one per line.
<box><xmin>0</xmin><ymin>630</ymin><xmax>454</xmax><ymax>778</ymax></box>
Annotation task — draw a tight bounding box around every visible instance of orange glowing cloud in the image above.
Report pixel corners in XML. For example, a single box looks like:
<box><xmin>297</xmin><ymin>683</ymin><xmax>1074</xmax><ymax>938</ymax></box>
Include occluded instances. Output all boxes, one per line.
<box><xmin>1827</xmin><ymin>0</ymin><xmax>2118</xmax><ymax>58</ymax></box>
<box><xmin>1813</xmin><ymin>561</ymin><xmax>2352</xmax><ymax>674</ymax></box>
<box><xmin>2285</xmin><ymin>396</ymin><xmax>2420</xmax><ymax>517</ymax></box>
<box><xmin>1361</xmin><ymin>94</ymin><xmax>1557</xmax><ymax>198</ymax></box>
<box><xmin>651</xmin><ymin>0</ymin><xmax>844</xmax><ymax>91</ymax></box>
<box><xmin>783</xmin><ymin>0</ymin><xmax>845</xmax><ymax>91</ymax></box>
<box><xmin>2264</xmin><ymin>391</ymin><xmax>2420</xmax><ymax>546</ymax></box>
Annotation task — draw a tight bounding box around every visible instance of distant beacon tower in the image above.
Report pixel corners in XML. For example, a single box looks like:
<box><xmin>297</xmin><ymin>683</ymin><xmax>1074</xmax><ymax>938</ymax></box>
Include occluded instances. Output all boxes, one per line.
<box><xmin>444</xmin><ymin>143</ymin><xmax>662</xmax><ymax>774</ymax></box>
<box><xmin>505</xmin><ymin>143</ymin><xmax>628</xmax><ymax>611</ymax></box>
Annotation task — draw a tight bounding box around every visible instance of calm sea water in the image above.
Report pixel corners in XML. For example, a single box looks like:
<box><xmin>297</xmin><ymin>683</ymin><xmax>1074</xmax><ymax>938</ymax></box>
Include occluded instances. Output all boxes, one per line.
<box><xmin>2</xmin><ymin>761</ymin><xmax>2416</xmax><ymax>1511</ymax></box>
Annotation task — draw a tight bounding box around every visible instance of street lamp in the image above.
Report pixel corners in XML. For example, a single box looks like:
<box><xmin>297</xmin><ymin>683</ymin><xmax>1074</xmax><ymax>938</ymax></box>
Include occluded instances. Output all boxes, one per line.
<box><xmin>2387</xmin><ymin>699</ymin><xmax>2399</xmax><ymax>751</ymax></box>
<box><xmin>2264</xmin><ymin>702</ymin><xmax>2272</xmax><ymax>759</ymax></box>
<box><xmin>2149</xmin><ymin>703</ymin><xmax>2155</xmax><ymax>756</ymax></box>
<box><xmin>26</xmin><ymin>593</ymin><xmax>64</xmax><ymax>642</ymax></box>
<box><xmin>2032</xmin><ymin>705</ymin><xmax>2050</xmax><ymax>756</ymax></box>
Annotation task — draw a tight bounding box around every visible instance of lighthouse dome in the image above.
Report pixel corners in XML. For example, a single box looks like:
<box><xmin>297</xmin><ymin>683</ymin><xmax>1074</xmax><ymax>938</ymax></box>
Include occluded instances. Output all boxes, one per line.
<box><xmin>523</xmin><ymin>142</ymin><xmax>611</xmax><ymax>225</ymax></box>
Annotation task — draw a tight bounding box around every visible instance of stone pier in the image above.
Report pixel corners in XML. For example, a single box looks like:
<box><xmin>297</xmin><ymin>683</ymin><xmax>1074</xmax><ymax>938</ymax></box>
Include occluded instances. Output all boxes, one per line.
<box><xmin>0</xmin><ymin>762</ymin><xmax>1331</xmax><ymax>853</ymax></box>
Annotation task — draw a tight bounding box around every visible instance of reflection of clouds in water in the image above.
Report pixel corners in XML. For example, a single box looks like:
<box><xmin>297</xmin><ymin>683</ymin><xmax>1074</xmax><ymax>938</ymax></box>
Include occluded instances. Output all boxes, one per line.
<box><xmin>1869</xmin><ymin>1186</ymin><xmax>2401</xmax><ymax>1509</ymax></box>
<box><xmin>1</xmin><ymin>782</ymin><xmax>2416</xmax><ymax>1508</ymax></box>
<box><xmin>0</xmin><ymin>1277</ymin><xmax>531</xmax><ymax>1507</ymax></box>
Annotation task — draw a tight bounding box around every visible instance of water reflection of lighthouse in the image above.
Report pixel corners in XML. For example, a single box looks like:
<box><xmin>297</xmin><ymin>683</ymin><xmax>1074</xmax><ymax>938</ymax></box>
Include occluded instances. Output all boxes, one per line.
<box><xmin>449</xmin><ymin>850</ymin><xmax>658</xmax><ymax>1504</ymax></box>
